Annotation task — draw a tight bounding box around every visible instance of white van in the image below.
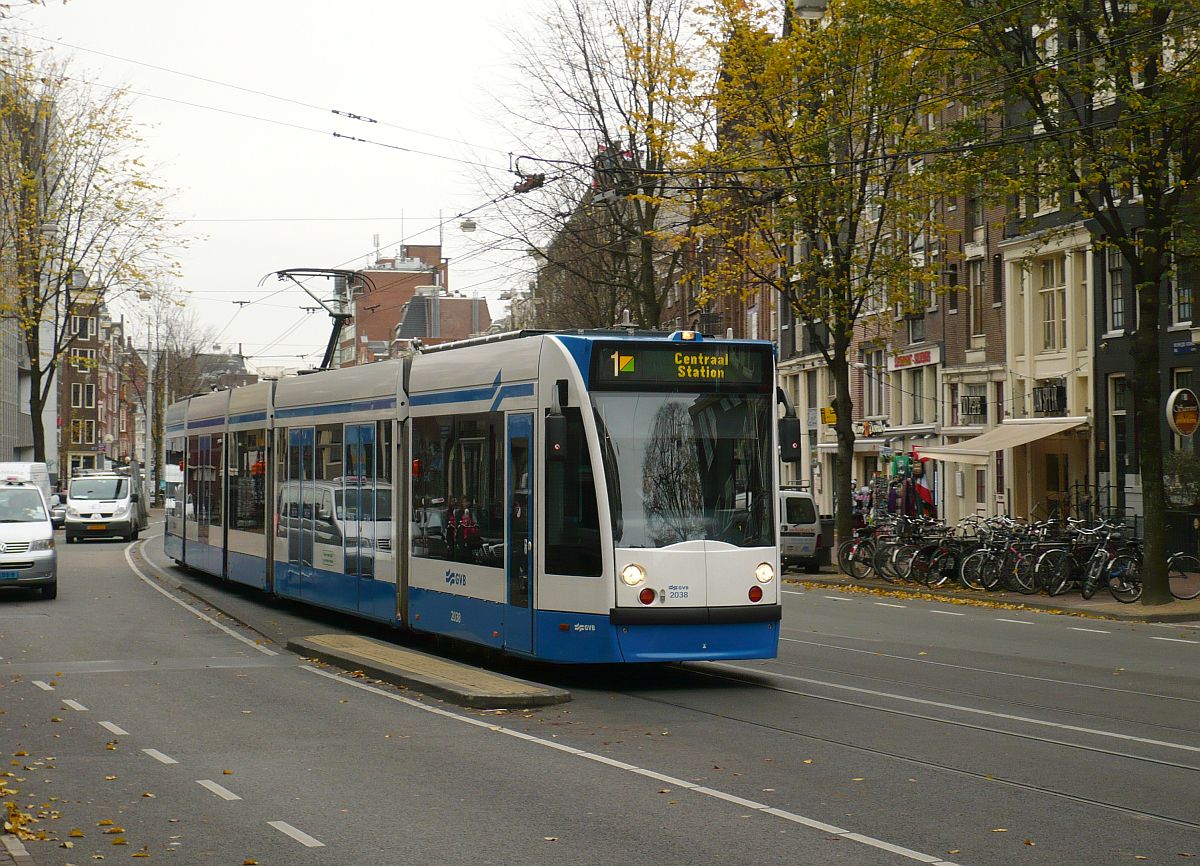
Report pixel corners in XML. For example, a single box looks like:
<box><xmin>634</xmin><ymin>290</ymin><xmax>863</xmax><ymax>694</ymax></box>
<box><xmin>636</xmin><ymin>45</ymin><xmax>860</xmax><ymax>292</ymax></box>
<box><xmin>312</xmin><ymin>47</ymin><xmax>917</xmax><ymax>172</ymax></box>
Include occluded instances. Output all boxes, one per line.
<box><xmin>65</xmin><ymin>472</ymin><xmax>145</xmax><ymax>543</ymax></box>
<box><xmin>0</xmin><ymin>462</ymin><xmax>52</xmax><ymax>509</ymax></box>
<box><xmin>779</xmin><ymin>487</ymin><xmax>821</xmax><ymax>572</ymax></box>
<box><xmin>0</xmin><ymin>480</ymin><xmax>57</xmax><ymax>599</ymax></box>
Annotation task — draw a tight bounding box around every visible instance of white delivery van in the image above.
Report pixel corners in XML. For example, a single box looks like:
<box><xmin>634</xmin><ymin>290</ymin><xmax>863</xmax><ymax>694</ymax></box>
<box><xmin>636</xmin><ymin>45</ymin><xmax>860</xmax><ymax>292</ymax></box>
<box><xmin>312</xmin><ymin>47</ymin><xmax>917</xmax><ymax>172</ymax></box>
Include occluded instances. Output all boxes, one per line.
<box><xmin>779</xmin><ymin>487</ymin><xmax>821</xmax><ymax>573</ymax></box>
<box><xmin>0</xmin><ymin>462</ymin><xmax>52</xmax><ymax>509</ymax></box>
<box><xmin>0</xmin><ymin>479</ymin><xmax>57</xmax><ymax>599</ymax></box>
<box><xmin>65</xmin><ymin>472</ymin><xmax>146</xmax><ymax>543</ymax></box>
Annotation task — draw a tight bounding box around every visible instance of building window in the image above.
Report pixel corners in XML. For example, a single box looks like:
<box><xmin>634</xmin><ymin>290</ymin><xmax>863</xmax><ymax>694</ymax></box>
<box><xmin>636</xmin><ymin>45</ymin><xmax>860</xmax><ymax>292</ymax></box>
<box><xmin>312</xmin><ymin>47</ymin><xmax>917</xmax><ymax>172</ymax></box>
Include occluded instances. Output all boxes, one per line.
<box><xmin>864</xmin><ymin>350</ymin><xmax>886</xmax><ymax>417</ymax></box>
<box><xmin>1172</xmin><ymin>255</ymin><xmax>1193</xmax><ymax>324</ymax></box>
<box><xmin>908</xmin><ymin>315</ymin><xmax>925</xmax><ymax>344</ymax></box>
<box><xmin>1107</xmin><ymin>246</ymin><xmax>1126</xmax><ymax>331</ymax></box>
<box><xmin>1112</xmin><ymin>375</ymin><xmax>1129</xmax><ymax>412</ymax></box>
<box><xmin>994</xmin><ymin>380</ymin><xmax>1005</xmax><ymax>423</ymax></box>
<box><xmin>1040</xmin><ymin>255</ymin><xmax>1067</xmax><ymax>351</ymax></box>
<box><xmin>71</xmin><ymin>382</ymin><xmax>82</xmax><ymax>408</ymax></box>
<box><xmin>84</xmin><ymin>383</ymin><xmax>95</xmax><ymax>408</ymax></box>
<box><xmin>995</xmin><ymin>450</ymin><xmax>1005</xmax><ymax>495</ymax></box>
<box><xmin>70</xmin><ymin>419</ymin><xmax>84</xmax><ymax>445</ymax></box>
<box><xmin>968</xmin><ymin>259</ymin><xmax>985</xmax><ymax>338</ymax></box>
<box><xmin>975</xmin><ymin>467</ymin><xmax>987</xmax><ymax>504</ymax></box>
<box><xmin>911</xmin><ymin>369</ymin><xmax>924</xmax><ymax>424</ymax></box>
<box><xmin>991</xmin><ymin>254</ymin><xmax>1004</xmax><ymax>306</ymax></box>
<box><xmin>949</xmin><ymin>383</ymin><xmax>959</xmax><ymax>426</ymax></box>
<box><xmin>84</xmin><ymin>419</ymin><xmax>96</xmax><ymax>444</ymax></box>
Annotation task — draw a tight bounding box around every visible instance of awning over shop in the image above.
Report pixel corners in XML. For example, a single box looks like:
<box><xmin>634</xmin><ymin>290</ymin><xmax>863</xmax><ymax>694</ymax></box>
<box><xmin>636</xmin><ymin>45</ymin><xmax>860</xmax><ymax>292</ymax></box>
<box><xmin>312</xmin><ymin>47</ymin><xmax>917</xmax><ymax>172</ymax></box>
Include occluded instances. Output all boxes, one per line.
<box><xmin>917</xmin><ymin>417</ymin><xmax>1088</xmax><ymax>465</ymax></box>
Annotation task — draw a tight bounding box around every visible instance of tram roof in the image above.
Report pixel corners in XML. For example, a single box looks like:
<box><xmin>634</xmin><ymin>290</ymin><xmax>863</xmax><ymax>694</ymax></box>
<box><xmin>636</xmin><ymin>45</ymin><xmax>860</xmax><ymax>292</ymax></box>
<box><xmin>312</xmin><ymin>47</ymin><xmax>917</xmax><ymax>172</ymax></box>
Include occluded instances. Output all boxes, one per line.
<box><xmin>273</xmin><ymin>358</ymin><xmax>404</xmax><ymax>411</ymax></box>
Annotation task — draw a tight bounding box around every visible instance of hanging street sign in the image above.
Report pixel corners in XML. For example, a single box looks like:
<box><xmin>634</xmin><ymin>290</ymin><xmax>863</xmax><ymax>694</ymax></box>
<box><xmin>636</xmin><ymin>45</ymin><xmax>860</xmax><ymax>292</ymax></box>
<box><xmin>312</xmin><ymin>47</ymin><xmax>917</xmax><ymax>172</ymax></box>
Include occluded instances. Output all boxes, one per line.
<box><xmin>1167</xmin><ymin>388</ymin><xmax>1199</xmax><ymax>437</ymax></box>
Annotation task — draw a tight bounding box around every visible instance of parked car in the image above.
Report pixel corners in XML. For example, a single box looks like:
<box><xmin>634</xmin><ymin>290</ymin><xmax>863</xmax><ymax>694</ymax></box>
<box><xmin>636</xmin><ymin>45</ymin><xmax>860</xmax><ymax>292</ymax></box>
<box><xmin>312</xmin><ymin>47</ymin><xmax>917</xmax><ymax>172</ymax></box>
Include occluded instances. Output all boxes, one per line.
<box><xmin>48</xmin><ymin>493</ymin><xmax>65</xmax><ymax>529</ymax></box>
<box><xmin>0</xmin><ymin>481</ymin><xmax>57</xmax><ymax>599</ymax></box>
<box><xmin>779</xmin><ymin>487</ymin><xmax>821</xmax><ymax>573</ymax></box>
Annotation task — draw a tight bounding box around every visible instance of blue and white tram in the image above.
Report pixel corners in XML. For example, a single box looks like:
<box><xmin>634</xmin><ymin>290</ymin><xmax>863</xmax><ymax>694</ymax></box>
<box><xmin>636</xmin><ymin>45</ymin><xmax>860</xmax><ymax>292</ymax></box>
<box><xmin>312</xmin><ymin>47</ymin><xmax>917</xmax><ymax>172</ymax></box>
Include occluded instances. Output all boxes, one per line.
<box><xmin>163</xmin><ymin>330</ymin><xmax>800</xmax><ymax>663</ymax></box>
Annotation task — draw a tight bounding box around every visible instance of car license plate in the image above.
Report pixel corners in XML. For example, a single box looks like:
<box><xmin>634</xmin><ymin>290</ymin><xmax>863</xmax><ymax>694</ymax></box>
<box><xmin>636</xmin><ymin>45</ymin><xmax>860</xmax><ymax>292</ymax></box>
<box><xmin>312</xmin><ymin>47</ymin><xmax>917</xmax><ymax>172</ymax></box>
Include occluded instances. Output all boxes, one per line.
<box><xmin>0</xmin><ymin>571</ymin><xmax>19</xmax><ymax>580</ymax></box>
<box><xmin>87</xmin><ymin>523</ymin><xmax>107</xmax><ymax>531</ymax></box>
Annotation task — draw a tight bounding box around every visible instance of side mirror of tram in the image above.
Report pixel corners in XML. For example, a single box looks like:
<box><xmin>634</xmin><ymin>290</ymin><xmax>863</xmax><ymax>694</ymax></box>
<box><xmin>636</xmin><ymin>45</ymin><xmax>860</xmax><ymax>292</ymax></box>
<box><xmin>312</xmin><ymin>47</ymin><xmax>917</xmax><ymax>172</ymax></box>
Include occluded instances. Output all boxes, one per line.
<box><xmin>779</xmin><ymin>416</ymin><xmax>802</xmax><ymax>463</ymax></box>
<box><xmin>546</xmin><ymin>413</ymin><xmax>567</xmax><ymax>461</ymax></box>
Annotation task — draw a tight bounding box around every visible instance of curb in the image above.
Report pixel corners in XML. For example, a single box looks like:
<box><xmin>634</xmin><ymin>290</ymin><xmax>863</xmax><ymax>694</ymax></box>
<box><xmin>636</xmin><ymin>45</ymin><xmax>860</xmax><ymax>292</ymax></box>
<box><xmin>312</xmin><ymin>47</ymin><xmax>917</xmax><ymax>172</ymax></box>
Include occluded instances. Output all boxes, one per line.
<box><xmin>790</xmin><ymin>573</ymin><xmax>1200</xmax><ymax>623</ymax></box>
<box><xmin>289</xmin><ymin>635</ymin><xmax>571</xmax><ymax>709</ymax></box>
<box><xmin>1</xmin><ymin>836</ymin><xmax>35</xmax><ymax>866</ymax></box>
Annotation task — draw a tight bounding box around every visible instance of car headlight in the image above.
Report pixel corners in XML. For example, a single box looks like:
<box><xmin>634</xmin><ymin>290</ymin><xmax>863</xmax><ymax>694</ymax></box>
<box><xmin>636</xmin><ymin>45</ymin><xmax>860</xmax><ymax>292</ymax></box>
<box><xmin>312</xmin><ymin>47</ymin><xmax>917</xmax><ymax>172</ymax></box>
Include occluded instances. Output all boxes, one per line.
<box><xmin>66</xmin><ymin>506</ymin><xmax>81</xmax><ymax>518</ymax></box>
<box><xmin>755</xmin><ymin>562</ymin><xmax>776</xmax><ymax>583</ymax></box>
<box><xmin>620</xmin><ymin>563</ymin><xmax>646</xmax><ymax>586</ymax></box>
<box><xmin>112</xmin><ymin>503</ymin><xmax>129</xmax><ymax>517</ymax></box>
<box><xmin>30</xmin><ymin>538</ymin><xmax>54</xmax><ymax>551</ymax></box>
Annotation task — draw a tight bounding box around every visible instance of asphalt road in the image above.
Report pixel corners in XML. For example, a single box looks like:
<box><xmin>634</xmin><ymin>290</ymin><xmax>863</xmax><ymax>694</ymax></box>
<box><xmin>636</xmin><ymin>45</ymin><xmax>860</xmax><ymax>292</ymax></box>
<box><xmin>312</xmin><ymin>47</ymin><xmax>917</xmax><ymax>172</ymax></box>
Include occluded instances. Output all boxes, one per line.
<box><xmin>1</xmin><ymin>528</ymin><xmax>1197</xmax><ymax>865</ymax></box>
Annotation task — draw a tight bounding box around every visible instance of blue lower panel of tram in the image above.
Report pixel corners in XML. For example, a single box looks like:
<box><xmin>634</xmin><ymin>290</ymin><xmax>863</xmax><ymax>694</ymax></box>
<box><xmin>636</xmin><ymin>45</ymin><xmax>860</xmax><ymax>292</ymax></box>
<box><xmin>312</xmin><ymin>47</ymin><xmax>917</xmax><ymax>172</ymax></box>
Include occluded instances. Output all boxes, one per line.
<box><xmin>408</xmin><ymin>586</ymin><xmax>780</xmax><ymax>663</ymax></box>
<box><xmin>186</xmin><ymin>540</ymin><xmax>223</xmax><ymax>579</ymax></box>
<box><xmin>271</xmin><ymin>561</ymin><xmax>399</xmax><ymax>624</ymax></box>
<box><xmin>164</xmin><ymin>533</ymin><xmax>182</xmax><ymax>561</ymax></box>
<box><xmin>227</xmin><ymin>550</ymin><xmax>268</xmax><ymax>591</ymax></box>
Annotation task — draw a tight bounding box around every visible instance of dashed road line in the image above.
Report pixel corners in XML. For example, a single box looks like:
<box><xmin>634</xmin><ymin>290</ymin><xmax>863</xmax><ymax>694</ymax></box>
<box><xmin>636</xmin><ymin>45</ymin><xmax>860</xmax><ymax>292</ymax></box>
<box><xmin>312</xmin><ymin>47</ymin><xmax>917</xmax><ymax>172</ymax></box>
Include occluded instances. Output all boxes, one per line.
<box><xmin>1151</xmin><ymin>636</ymin><xmax>1199</xmax><ymax>644</ymax></box>
<box><xmin>197</xmin><ymin>779</ymin><xmax>241</xmax><ymax>801</ymax></box>
<box><xmin>143</xmin><ymin>748</ymin><xmax>178</xmax><ymax>765</ymax></box>
<box><xmin>304</xmin><ymin>666</ymin><xmax>960</xmax><ymax>866</ymax></box>
<box><xmin>1069</xmin><ymin>627</ymin><xmax>1111</xmax><ymax>634</ymax></box>
<box><xmin>930</xmin><ymin>610</ymin><xmax>966</xmax><ymax>616</ymax></box>
<box><xmin>62</xmin><ymin>699</ymin><xmax>88</xmax><ymax>711</ymax></box>
<box><xmin>268</xmin><ymin>820</ymin><xmax>325</xmax><ymax>848</ymax></box>
<box><xmin>98</xmin><ymin>721</ymin><xmax>128</xmax><ymax>736</ymax></box>
<box><xmin>875</xmin><ymin>602</ymin><xmax>907</xmax><ymax>609</ymax></box>
<box><xmin>823</xmin><ymin>595</ymin><xmax>855</xmax><ymax>601</ymax></box>
<box><xmin>32</xmin><ymin>680</ymin><xmax>54</xmax><ymax>691</ymax></box>
<box><xmin>996</xmin><ymin>618</ymin><xmax>1034</xmax><ymax>625</ymax></box>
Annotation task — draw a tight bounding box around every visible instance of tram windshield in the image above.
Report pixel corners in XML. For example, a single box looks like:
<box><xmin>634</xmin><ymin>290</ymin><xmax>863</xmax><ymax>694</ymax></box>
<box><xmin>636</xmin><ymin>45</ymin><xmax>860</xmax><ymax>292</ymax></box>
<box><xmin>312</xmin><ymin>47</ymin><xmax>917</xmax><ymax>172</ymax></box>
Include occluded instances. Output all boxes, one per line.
<box><xmin>591</xmin><ymin>391</ymin><xmax>774</xmax><ymax>548</ymax></box>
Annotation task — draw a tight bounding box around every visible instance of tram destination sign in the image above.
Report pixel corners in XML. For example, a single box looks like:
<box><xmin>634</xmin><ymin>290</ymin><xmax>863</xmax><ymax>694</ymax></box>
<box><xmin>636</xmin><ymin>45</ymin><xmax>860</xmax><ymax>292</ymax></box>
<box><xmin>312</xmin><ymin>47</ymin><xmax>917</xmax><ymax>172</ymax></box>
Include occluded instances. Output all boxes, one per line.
<box><xmin>590</xmin><ymin>342</ymin><xmax>772</xmax><ymax>390</ymax></box>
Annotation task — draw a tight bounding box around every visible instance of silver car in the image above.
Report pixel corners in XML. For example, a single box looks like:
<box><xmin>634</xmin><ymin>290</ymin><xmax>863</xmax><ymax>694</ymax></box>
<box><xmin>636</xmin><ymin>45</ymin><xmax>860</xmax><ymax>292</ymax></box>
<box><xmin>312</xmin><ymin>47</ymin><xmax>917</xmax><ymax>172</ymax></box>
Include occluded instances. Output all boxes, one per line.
<box><xmin>0</xmin><ymin>483</ymin><xmax>57</xmax><ymax>600</ymax></box>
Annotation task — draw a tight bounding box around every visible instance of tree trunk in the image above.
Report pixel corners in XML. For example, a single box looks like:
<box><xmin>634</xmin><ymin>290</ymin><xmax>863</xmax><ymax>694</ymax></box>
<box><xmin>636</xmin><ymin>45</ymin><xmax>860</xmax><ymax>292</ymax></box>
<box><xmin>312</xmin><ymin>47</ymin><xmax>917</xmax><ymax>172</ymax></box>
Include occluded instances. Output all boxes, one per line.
<box><xmin>1131</xmin><ymin>279</ymin><xmax>1171</xmax><ymax>605</ymax></box>
<box><xmin>830</xmin><ymin>326</ymin><xmax>855</xmax><ymax>549</ymax></box>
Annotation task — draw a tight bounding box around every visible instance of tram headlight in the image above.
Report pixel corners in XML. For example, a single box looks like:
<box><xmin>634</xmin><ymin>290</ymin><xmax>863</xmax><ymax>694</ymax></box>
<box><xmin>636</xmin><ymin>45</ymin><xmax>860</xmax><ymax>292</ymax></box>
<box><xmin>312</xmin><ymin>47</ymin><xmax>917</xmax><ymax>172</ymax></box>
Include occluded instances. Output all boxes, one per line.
<box><xmin>620</xmin><ymin>563</ymin><xmax>646</xmax><ymax>586</ymax></box>
<box><xmin>755</xmin><ymin>562</ymin><xmax>775</xmax><ymax>584</ymax></box>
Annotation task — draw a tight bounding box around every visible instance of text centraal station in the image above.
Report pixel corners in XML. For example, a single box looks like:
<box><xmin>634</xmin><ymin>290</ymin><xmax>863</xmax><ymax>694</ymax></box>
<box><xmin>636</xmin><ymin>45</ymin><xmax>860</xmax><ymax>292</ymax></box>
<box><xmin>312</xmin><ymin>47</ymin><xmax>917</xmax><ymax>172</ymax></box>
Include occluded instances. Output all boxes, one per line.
<box><xmin>676</xmin><ymin>352</ymin><xmax>730</xmax><ymax>379</ymax></box>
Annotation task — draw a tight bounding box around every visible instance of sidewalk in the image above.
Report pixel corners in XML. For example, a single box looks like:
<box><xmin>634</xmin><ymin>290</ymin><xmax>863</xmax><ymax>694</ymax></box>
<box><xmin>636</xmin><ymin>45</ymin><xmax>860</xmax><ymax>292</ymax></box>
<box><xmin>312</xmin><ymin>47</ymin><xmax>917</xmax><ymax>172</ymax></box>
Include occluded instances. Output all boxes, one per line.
<box><xmin>789</xmin><ymin>566</ymin><xmax>1200</xmax><ymax>623</ymax></box>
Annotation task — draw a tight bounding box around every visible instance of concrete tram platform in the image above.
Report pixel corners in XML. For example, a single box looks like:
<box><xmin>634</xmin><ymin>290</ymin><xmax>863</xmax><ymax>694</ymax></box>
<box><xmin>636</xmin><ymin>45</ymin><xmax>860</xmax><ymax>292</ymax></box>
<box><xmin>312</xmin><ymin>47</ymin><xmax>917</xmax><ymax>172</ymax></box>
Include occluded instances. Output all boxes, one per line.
<box><xmin>289</xmin><ymin>634</ymin><xmax>572</xmax><ymax>709</ymax></box>
<box><xmin>790</xmin><ymin>569</ymin><xmax>1200</xmax><ymax>623</ymax></box>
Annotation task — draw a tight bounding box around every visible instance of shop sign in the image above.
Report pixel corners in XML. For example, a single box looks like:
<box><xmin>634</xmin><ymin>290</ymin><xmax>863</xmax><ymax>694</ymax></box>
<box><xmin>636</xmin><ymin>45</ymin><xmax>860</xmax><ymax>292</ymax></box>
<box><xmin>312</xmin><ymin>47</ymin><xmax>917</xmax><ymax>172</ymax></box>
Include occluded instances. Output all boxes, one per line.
<box><xmin>960</xmin><ymin>395</ymin><xmax>987</xmax><ymax>417</ymax></box>
<box><xmin>1167</xmin><ymin>388</ymin><xmax>1199</xmax><ymax>437</ymax></box>
<box><xmin>887</xmin><ymin>344</ymin><xmax>941</xmax><ymax>371</ymax></box>
<box><xmin>852</xmin><ymin>420</ymin><xmax>888</xmax><ymax>437</ymax></box>
<box><xmin>1033</xmin><ymin>384</ymin><xmax>1067</xmax><ymax>414</ymax></box>
<box><xmin>820</xmin><ymin>407</ymin><xmax>837</xmax><ymax>424</ymax></box>
<box><xmin>1172</xmin><ymin>339</ymin><xmax>1198</xmax><ymax>356</ymax></box>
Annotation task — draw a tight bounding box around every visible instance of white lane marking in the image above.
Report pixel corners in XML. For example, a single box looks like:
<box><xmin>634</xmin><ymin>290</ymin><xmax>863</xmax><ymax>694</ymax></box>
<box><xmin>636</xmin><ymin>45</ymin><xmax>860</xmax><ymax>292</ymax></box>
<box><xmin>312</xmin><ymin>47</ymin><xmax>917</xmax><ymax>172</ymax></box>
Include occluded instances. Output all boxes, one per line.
<box><xmin>1069</xmin><ymin>627</ymin><xmax>1111</xmax><ymax>634</ymax></box>
<box><xmin>143</xmin><ymin>748</ymin><xmax>178</xmax><ymax>765</ymax></box>
<box><xmin>1151</xmin><ymin>636</ymin><xmax>1199</xmax><ymax>645</ymax></box>
<box><xmin>995</xmin><ymin>618</ymin><xmax>1034</xmax><ymax>625</ymax></box>
<box><xmin>62</xmin><ymin>699</ymin><xmax>88</xmax><ymax>711</ymax></box>
<box><xmin>714</xmin><ymin>662</ymin><xmax>1200</xmax><ymax>755</ymax></box>
<box><xmin>196</xmin><ymin>779</ymin><xmax>241</xmax><ymax>801</ymax></box>
<box><xmin>268</xmin><ymin>820</ymin><xmax>325</xmax><ymax>848</ymax></box>
<box><xmin>98</xmin><ymin>721</ymin><xmax>128</xmax><ymax>736</ymax></box>
<box><xmin>32</xmin><ymin>680</ymin><xmax>54</xmax><ymax>691</ymax></box>
<box><xmin>875</xmin><ymin>602</ymin><xmax>907</xmax><ymax>609</ymax></box>
<box><xmin>823</xmin><ymin>595</ymin><xmax>855</xmax><ymax>601</ymax></box>
<box><xmin>303</xmin><ymin>667</ymin><xmax>957</xmax><ymax>866</ymax></box>
<box><xmin>782</xmin><ymin>637</ymin><xmax>1200</xmax><ymax>704</ymax></box>
<box><xmin>125</xmin><ymin>542</ymin><xmax>277</xmax><ymax>656</ymax></box>
<box><xmin>782</xmin><ymin>589</ymin><xmax>806</xmax><ymax>596</ymax></box>
<box><xmin>930</xmin><ymin>610</ymin><xmax>966</xmax><ymax>616</ymax></box>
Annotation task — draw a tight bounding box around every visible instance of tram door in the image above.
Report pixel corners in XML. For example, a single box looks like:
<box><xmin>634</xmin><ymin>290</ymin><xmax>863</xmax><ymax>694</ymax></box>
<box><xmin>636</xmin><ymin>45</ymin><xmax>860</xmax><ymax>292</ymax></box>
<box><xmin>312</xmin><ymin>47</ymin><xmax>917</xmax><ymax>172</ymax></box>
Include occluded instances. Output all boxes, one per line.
<box><xmin>283</xmin><ymin>427</ymin><xmax>316</xmax><ymax>597</ymax></box>
<box><xmin>505</xmin><ymin>413</ymin><xmax>534</xmax><ymax>653</ymax></box>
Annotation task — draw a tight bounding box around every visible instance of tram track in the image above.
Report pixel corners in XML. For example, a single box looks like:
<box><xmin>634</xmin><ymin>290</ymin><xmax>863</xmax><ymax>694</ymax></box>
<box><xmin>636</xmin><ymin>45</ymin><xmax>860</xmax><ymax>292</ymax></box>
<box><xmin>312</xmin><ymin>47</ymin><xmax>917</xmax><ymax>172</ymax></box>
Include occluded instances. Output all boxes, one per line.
<box><xmin>762</xmin><ymin>655</ymin><xmax>1200</xmax><ymax>739</ymax></box>
<box><xmin>605</xmin><ymin>663</ymin><xmax>1200</xmax><ymax>833</ymax></box>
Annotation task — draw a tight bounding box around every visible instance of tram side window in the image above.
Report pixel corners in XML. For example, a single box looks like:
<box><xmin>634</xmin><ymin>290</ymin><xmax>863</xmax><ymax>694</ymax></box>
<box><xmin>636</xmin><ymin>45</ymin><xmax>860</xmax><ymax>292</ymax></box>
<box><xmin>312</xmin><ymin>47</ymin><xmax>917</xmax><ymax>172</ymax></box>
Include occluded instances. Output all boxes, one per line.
<box><xmin>545</xmin><ymin>408</ymin><xmax>602</xmax><ymax>576</ymax></box>
<box><xmin>412</xmin><ymin>413</ymin><xmax>503</xmax><ymax>565</ymax></box>
<box><xmin>165</xmin><ymin>437</ymin><xmax>185</xmax><ymax>521</ymax></box>
<box><xmin>186</xmin><ymin>435</ymin><xmax>202</xmax><ymax>521</ymax></box>
<box><xmin>229</xmin><ymin>429</ymin><xmax>267</xmax><ymax>533</ymax></box>
<box><xmin>208</xmin><ymin>434</ymin><xmax>224</xmax><ymax>530</ymax></box>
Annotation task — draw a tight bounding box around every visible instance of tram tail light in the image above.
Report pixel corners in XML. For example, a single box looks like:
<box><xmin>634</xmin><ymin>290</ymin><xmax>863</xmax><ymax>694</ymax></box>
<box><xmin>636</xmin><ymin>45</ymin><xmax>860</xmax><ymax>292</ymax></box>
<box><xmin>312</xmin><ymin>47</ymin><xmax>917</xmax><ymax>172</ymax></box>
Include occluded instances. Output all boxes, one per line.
<box><xmin>638</xmin><ymin>587</ymin><xmax>656</xmax><ymax>605</ymax></box>
<box><xmin>748</xmin><ymin>585</ymin><xmax>763</xmax><ymax>603</ymax></box>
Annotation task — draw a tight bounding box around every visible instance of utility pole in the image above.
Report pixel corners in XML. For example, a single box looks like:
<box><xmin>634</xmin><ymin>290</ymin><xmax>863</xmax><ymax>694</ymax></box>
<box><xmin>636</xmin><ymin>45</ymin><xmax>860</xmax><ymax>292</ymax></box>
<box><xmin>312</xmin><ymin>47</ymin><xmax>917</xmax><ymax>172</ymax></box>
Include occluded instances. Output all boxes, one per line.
<box><xmin>138</xmin><ymin>290</ymin><xmax>154</xmax><ymax>504</ymax></box>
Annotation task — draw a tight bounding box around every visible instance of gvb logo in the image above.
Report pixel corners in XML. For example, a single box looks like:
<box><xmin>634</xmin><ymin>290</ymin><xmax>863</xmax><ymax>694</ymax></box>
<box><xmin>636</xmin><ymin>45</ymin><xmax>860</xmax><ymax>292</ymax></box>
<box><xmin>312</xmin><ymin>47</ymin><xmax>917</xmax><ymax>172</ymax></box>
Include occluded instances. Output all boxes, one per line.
<box><xmin>445</xmin><ymin>570</ymin><xmax>467</xmax><ymax>586</ymax></box>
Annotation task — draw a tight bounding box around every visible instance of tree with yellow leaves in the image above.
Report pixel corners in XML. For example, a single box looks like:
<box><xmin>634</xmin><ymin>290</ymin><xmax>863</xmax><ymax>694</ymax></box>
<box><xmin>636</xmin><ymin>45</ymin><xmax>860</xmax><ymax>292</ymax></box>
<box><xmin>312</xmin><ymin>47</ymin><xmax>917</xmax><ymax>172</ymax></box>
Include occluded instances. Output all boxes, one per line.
<box><xmin>689</xmin><ymin>0</ymin><xmax>976</xmax><ymax>543</ymax></box>
<box><xmin>0</xmin><ymin>44</ymin><xmax>182</xmax><ymax>463</ymax></box>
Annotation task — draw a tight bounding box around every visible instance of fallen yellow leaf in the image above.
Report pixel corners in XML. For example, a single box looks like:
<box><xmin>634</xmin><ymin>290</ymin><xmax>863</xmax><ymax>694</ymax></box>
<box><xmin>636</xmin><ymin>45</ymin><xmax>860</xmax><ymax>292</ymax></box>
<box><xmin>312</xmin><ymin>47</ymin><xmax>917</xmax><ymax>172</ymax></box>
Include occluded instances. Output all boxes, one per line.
<box><xmin>97</xmin><ymin>819</ymin><xmax>114</xmax><ymax>826</ymax></box>
<box><xmin>69</xmin><ymin>828</ymin><xmax>84</xmax><ymax>837</ymax></box>
<box><xmin>1024</xmin><ymin>839</ymin><xmax>1036</xmax><ymax>846</ymax></box>
<box><xmin>992</xmin><ymin>828</ymin><xmax>1008</xmax><ymax>832</ymax></box>
<box><xmin>244</xmin><ymin>860</ymin><xmax>259</xmax><ymax>865</ymax></box>
<box><xmin>223</xmin><ymin>769</ymin><xmax>233</xmax><ymax>775</ymax></box>
<box><xmin>111</xmin><ymin>836</ymin><xmax>127</xmax><ymax>845</ymax></box>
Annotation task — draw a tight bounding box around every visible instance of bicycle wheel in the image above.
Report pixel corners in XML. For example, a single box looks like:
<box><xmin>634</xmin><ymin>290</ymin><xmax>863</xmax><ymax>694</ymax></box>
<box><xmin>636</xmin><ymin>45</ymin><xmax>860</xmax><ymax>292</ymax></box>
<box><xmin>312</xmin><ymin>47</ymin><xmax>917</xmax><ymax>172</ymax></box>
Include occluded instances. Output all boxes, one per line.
<box><xmin>873</xmin><ymin>541</ymin><xmax>902</xmax><ymax>584</ymax></box>
<box><xmin>959</xmin><ymin>550</ymin><xmax>992</xmax><ymax>591</ymax></box>
<box><xmin>1037</xmin><ymin>548</ymin><xmax>1073</xmax><ymax>596</ymax></box>
<box><xmin>1080</xmin><ymin>561</ymin><xmax>1101</xmax><ymax>600</ymax></box>
<box><xmin>837</xmin><ymin>539</ymin><xmax>856</xmax><ymax>576</ymax></box>
<box><xmin>1168</xmin><ymin>553</ymin><xmax>1200</xmax><ymax>600</ymax></box>
<box><xmin>1107</xmin><ymin>554</ymin><xmax>1142</xmax><ymax>604</ymax></box>
<box><xmin>1010</xmin><ymin>555</ymin><xmax>1040</xmax><ymax>595</ymax></box>
<box><xmin>894</xmin><ymin>545</ymin><xmax>920</xmax><ymax>582</ymax></box>
<box><xmin>927</xmin><ymin>548</ymin><xmax>959</xmax><ymax>588</ymax></box>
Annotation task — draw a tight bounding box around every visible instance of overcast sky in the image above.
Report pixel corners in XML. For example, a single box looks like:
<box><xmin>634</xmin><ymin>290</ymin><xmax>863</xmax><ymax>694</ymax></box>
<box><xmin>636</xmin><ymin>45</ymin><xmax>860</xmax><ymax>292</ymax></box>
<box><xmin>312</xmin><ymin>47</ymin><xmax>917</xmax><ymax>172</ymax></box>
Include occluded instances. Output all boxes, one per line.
<box><xmin>8</xmin><ymin>0</ymin><xmax>534</xmax><ymax>371</ymax></box>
